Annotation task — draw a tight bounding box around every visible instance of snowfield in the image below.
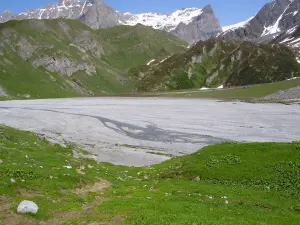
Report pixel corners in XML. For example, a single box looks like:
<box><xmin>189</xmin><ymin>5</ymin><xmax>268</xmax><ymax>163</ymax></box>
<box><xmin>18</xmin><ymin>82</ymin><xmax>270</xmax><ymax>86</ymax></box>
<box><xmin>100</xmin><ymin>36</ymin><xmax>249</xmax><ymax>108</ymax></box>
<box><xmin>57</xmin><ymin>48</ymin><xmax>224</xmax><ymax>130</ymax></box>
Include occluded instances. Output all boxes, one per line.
<box><xmin>119</xmin><ymin>8</ymin><xmax>203</xmax><ymax>32</ymax></box>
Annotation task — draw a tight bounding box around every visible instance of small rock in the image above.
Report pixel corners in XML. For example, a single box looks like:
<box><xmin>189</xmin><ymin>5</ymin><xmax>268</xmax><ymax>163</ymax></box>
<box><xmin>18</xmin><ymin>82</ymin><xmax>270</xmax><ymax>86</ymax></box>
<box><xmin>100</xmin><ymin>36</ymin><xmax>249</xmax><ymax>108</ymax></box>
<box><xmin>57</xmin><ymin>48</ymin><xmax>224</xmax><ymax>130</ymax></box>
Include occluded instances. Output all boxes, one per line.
<box><xmin>17</xmin><ymin>200</ymin><xmax>38</xmax><ymax>214</ymax></box>
<box><xmin>10</xmin><ymin>178</ymin><xmax>16</xmax><ymax>183</ymax></box>
<box><xmin>38</xmin><ymin>136</ymin><xmax>46</xmax><ymax>141</ymax></box>
<box><xmin>0</xmin><ymin>159</ymin><xmax>3</xmax><ymax>164</ymax></box>
<box><xmin>193</xmin><ymin>176</ymin><xmax>201</xmax><ymax>182</ymax></box>
<box><xmin>146</xmin><ymin>197</ymin><xmax>152</xmax><ymax>200</ymax></box>
<box><xmin>76</xmin><ymin>169</ymin><xmax>85</xmax><ymax>175</ymax></box>
<box><xmin>63</xmin><ymin>166</ymin><xmax>72</xmax><ymax>169</ymax></box>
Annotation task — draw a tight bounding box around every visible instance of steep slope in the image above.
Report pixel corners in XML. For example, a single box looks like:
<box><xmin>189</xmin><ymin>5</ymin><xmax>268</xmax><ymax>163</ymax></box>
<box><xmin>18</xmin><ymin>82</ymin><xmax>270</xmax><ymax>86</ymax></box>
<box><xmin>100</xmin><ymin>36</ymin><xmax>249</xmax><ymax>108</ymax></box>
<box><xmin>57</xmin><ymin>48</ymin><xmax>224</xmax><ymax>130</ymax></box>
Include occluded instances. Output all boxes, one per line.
<box><xmin>0</xmin><ymin>19</ymin><xmax>187</xmax><ymax>98</ymax></box>
<box><xmin>271</xmin><ymin>24</ymin><xmax>300</xmax><ymax>55</ymax></box>
<box><xmin>0</xmin><ymin>1</ymin><xmax>222</xmax><ymax>44</ymax></box>
<box><xmin>219</xmin><ymin>0</ymin><xmax>300</xmax><ymax>42</ymax></box>
<box><xmin>133</xmin><ymin>39</ymin><xmax>300</xmax><ymax>92</ymax></box>
<box><xmin>119</xmin><ymin>5</ymin><xmax>222</xmax><ymax>44</ymax></box>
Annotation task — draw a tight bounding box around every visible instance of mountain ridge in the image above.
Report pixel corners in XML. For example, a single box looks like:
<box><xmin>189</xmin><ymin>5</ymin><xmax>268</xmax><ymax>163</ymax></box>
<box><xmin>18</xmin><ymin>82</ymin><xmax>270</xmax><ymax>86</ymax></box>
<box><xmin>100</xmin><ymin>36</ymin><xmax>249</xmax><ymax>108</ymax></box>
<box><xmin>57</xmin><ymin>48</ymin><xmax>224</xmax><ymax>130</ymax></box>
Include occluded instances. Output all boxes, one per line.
<box><xmin>0</xmin><ymin>0</ymin><xmax>222</xmax><ymax>44</ymax></box>
<box><xmin>3</xmin><ymin>0</ymin><xmax>300</xmax><ymax>45</ymax></box>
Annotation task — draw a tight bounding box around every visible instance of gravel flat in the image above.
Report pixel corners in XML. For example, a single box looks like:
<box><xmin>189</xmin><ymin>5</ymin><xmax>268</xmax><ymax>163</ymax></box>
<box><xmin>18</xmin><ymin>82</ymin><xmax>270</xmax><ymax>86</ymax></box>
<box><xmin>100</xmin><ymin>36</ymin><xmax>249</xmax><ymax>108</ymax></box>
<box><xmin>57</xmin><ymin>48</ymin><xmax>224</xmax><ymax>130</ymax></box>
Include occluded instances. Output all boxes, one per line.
<box><xmin>264</xmin><ymin>86</ymin><xmax>300</xmax><ymax>100</ymax></box>
<box><xmin>0</xmin><ymin>97</ymin><xmax>299</xmax><ymax>166</ymax></box>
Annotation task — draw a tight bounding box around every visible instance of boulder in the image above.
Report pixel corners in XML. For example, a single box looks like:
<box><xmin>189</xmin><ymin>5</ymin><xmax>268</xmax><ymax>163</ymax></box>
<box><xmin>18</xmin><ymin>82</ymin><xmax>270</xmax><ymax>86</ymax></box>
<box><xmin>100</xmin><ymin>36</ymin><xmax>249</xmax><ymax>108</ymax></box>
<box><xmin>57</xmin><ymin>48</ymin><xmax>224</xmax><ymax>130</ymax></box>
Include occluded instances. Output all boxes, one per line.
<box><xmin>17</xmin><ymin>200</ymin><xmax>39</xmax><ymax>214</ymax></box>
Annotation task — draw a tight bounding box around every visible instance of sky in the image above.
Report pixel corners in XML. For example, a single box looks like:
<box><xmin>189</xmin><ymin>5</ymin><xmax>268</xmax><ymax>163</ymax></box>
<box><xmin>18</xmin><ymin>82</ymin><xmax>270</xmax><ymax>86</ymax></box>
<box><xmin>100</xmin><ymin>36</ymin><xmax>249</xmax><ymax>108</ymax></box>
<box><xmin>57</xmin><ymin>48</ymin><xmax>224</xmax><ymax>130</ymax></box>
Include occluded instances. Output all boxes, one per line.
<box><xmin>0</xmin><ymin>0</ymin><xmax>271</xmax><ymax>26</ymax></box>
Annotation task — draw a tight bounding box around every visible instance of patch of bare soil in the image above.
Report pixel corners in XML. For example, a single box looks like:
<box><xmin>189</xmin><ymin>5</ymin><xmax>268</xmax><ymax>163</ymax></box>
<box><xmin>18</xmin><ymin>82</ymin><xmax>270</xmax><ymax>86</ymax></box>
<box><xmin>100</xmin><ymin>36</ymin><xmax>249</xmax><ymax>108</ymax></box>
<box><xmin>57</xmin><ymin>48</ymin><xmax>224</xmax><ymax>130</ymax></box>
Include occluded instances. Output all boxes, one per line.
<box><xmin>74</xmin><ymin>180</ymin><xmax>111</xmax><ymax>196</ymax></box>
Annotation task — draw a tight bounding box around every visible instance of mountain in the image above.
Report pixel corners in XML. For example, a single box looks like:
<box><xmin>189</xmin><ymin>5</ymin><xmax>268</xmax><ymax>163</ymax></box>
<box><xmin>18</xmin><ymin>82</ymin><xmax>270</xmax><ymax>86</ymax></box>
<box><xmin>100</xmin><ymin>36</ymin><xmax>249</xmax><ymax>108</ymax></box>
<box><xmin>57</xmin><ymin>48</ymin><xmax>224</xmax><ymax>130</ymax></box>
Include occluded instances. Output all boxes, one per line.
<box><xmin>0</xmin><ymin>19</ymin><xmax>186</xmax><ymax>98</ymax></box>
<box><xmin>0</xmin><ymin>10</ymin><xmax>14</xmax><ymax>23</ymax></box>
<box><xmin>0</xmin><ymin>0</ymin><xmax>222</xmax><ymax>44</ymax></box>
<box><xmin>219</xmin><ymin>0</ymin><xmax>300</xmax><ymax>42</ymax></box>
<box><xmin>0</xmin><ymin>0</ymin><xmax>119</xmax><ymax>29</ymax></box>
<box><xmin>118</xmin><ymin>5</ymin><xmax>222</xmax><ymax>44</ymax></box>
<box><xmin>131</xmin><ymin>39</ymin><xmax>300</xmax><ymax>92</ymax></box>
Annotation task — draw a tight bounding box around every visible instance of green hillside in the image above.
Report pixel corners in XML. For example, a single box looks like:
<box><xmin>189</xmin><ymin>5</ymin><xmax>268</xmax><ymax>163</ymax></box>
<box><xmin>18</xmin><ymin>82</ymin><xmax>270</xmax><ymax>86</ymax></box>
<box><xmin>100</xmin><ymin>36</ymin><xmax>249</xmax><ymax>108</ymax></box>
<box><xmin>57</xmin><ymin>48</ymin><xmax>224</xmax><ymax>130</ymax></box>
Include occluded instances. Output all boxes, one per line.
<box><xmin>0</xmin><ymin>126</ymin><xmax>299</xmax><ymax>224</ymax></box>
<box><xmin>158</xmin><ymin>78</ymin><xmax>300</xmax><ymax>99</ymax></box>
<box><xmin>134</xmin><ymin>39</ymin><xmax>300</xmax><ymax>92</ymax></box>
<box><xmin>0</xmin><ymin>19</ymin><xmax>187</xmax><ymax>99</ymax></box>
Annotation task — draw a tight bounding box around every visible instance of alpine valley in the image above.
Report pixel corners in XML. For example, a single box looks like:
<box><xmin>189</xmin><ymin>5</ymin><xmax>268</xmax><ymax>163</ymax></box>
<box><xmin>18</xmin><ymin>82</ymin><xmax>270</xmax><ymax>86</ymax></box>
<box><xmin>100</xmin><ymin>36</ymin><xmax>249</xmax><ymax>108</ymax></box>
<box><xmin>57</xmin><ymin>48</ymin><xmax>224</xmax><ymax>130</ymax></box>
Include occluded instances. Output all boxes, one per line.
<box><xmin>0</xmin><ymin>0</ymin><xmax>300</xmax><ymax>98</ymax></box>
<box><xmin>1</xmin><ymin>2</ymin><xmax>300</xmax><ymax>225</ymax></box>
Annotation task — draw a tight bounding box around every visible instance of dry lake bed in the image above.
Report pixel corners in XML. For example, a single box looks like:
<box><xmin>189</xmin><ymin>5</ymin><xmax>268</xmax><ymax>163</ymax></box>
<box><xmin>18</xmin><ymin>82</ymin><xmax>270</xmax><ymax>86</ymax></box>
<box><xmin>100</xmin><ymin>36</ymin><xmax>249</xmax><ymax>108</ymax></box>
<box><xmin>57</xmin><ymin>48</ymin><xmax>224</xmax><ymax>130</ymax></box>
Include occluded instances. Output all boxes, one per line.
<box><xmin>0</xmin><ymin>97</ymin><xmax>299</xmax><ymax>166</ymax></box>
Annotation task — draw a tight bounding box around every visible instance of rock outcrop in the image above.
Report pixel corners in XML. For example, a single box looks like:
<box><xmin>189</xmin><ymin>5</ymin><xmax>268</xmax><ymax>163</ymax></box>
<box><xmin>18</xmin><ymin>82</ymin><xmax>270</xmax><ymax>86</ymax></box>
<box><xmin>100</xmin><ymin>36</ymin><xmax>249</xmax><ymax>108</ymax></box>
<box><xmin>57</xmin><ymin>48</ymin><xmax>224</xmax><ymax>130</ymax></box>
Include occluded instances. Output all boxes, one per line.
<box><xmin>0</xmin><ymin>85</ymin><xmax>8</xmax><ymax>97</ymax></box>
<box><xmin>79</xmin><ymin>0</ymin><xmax>119</xmax><ymax>29</ymax></box>
<box><xmin>73</xmin><ymin>31</ymin><xmax>104</xmax><ymax>58</ymax></box>
<box><xmin>170</xmin><ymin>5</ymin><xmax>222</xmax><ymax>44</ymax></box>
<box><xmin>33</xmin><ymin>56</ymin><xmax>96</xmax><ymax>76</ymax></box>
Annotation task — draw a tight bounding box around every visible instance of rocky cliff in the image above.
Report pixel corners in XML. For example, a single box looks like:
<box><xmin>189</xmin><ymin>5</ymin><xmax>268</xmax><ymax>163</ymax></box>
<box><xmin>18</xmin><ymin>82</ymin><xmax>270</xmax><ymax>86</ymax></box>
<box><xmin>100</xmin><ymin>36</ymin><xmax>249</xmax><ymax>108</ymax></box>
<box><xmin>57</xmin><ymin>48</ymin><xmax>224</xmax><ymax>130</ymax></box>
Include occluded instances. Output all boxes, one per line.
<box><xmin>170</xmin><ymin>5</ymin><xmax>222</xmax><ymax>44</ymax></box>
<box><xmin>219</xmin><ymin>0</ymin><xmax>300</xmax><ymax>42</ymax></box>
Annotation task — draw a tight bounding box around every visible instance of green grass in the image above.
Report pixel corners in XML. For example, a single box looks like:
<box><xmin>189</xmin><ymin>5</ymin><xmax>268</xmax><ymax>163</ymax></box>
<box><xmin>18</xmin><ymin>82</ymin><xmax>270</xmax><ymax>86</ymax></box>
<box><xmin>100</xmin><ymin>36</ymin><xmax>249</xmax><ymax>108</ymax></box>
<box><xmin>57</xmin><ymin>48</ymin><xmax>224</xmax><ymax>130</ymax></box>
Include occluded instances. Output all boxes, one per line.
<box><xmin>160</xmin><ymin>78</ymin><xmax>300</xmax><ymax>99</ymax></box>
<box><xmin>0</xmin><ymin>126</ymin><xmax>299</xmax><ymax>224</ymax></box>
<box><xmin>0</xmin><ymin>97</ymin><xmax>10</xmax><ymax>101</ymax></box>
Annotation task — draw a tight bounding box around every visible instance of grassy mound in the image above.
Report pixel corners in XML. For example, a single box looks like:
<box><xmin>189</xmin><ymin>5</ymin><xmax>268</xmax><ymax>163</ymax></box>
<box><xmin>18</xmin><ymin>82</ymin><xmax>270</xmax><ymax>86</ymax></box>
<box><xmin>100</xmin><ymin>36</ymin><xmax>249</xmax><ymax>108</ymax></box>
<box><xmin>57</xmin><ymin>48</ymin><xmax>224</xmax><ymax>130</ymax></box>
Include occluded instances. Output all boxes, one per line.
<box><xmin>0</xmin><ymin>126</ymin><xmax>299</xmax><ymax>224</ymax></box>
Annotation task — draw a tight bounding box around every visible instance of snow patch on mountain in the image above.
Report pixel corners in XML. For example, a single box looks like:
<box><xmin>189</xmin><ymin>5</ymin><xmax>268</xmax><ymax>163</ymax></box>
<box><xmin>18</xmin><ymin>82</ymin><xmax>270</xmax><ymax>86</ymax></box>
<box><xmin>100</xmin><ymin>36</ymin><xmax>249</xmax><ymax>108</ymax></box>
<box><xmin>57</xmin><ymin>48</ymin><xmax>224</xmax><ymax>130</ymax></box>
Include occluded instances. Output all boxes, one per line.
<box><xmin>222</xmin><ymin>16</ymin><xmax>254</xmax><ymax>32</ymax></box>
<box><xmin>118</xmin><ymin>8</ymin><xmax>203</xmax><ymax>32</ymax></box>
<box><xmin>147</xmin><ymin>59</ymin><xmax>156</xmax><ymax>66</ymax></box>
<box><xmin>16</xmin><ymin>0</ymin><xmax>89</xmax><ymax>20</ymax></box>
<box><xmin>261</xmin><ymin>0</ymin><xmax>296</xmax><ymax>37</ymax></box>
